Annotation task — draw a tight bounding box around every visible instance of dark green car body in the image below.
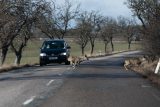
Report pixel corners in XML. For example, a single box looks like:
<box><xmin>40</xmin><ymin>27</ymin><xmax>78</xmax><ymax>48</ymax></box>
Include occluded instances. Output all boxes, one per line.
<box><xmin>40</xmin><ymin>39</ymin><xmax>70</xmax><ymax>66</ymax></box>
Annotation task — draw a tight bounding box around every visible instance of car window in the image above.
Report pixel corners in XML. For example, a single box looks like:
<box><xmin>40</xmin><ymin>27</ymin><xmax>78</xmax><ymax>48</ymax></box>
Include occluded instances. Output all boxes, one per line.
<box><xmin>42</xmin><ymin>41</ymin><xmax>64</xmax><ymax>49</ymax></box>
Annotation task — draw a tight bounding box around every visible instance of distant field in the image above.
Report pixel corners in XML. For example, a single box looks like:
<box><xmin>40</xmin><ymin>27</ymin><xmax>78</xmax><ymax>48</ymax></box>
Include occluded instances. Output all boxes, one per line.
<box><xmin>5</xmin><ymin>39</ymin><xmax>142</xmax><ymax>65</ymax></box>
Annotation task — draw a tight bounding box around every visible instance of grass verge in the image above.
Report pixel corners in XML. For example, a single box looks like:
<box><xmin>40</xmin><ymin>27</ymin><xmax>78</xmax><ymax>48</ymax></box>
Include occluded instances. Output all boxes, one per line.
<box><xmin>126</xmin><ymin>58</ymin><xmax>160</xmax><ymax>86</ymax></box>
<box><xmin>0</xmin><ymin>63</ymin><xmax>38</xmax><ymax>73</ymax></box>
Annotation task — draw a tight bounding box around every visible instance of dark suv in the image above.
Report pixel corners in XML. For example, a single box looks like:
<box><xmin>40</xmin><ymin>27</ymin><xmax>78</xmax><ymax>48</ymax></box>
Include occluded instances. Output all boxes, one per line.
<box><xmin>40</xmin><ymin>39</ymin><xmax>71</xmax><ymax>66</ymax></box>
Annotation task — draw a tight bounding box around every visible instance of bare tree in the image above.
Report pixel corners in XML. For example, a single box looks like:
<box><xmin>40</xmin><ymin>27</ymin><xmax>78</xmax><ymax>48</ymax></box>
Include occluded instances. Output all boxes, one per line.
<box><xmin>0</xmin><ymin>0</ymin><xmax>27</xmax><ymax>65</ymax></box>
<box><xmin>0</xmin><ymin>0</ymin><xmax>54</xmax><ymax>65</ymax></box>
<box><xmin>54</xmin><ymin>0</ymin><xmax>80</xmax><ymax>39</ymax></box>
<box><xmin>11</xmin><ymin>25</ymin><xmax>32</xmax><ymax>65</ymax></box>
<box><xmin>117</xmin><ymin>16</ymin><xmax>137</xmax><ymax>50</ymax></box>
<box><xmin>126</xmin><ymin>19</ymin><xmax>138</xmax><ymax>50</ymax></box>
<box><xmin>103</xmin><ymin>17</ymin><xmax>118</xmax><ymax>52</ymax></box>
<box><xmin>100</xmin><ymin>26</ymin><xmax>111</xmax><ymax>53</ymax></box>
<box><xmin>11</xmin><ymin>0</ymin><xmax>54</xmax><ymax>65</ymax></box>
<box><xmin>35</xmin><ymin>1</ymin><xmax>56</xmax><ymax>39</ymax></box>
<box><xmin>126</xmin><ymin>0</ymin><xmax>160</xmax><ymax>56</ymax></box>
<box><xmin>87</xmin><ymin>11</ymin><xmax>104</xmax><ymax>55</ymax></box>
<box><xmin>93</xmin><ymin>16</ymin><xmax>118</xmax><ymax>53</ymax></box>
<box><xmin>75</xmin><ymin>11</ymin><xmax>92</xmax><ymax>55</ymax></box>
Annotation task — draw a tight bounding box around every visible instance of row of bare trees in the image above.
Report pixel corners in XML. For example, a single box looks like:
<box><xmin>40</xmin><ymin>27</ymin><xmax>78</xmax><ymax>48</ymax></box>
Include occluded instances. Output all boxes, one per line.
<box><xmin>0</xmin><ymin>0</ymin><xmax>81</xmax><ymax>65</ymax></box>
<box><xmin>75</xmin><ymin>11</ymin><xmax>140</xmax><ymax>55</ymax></box>
<box><xmin>0</xmin><ymin>0</ymin><xmax>141</xmax><ymax>65</ymax></box>
<box><xmin>0</xmin><ymin>0</ymin><xmax>53</xmax><ymax>65</ymax></box>
<box><xmin>37</xmin><ymin>0</ymin><xmax>80</xmax><ymax>39</ymax></box>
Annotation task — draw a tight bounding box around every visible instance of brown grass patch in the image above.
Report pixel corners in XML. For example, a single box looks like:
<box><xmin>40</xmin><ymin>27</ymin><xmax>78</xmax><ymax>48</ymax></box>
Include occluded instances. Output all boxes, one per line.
<box><xmin>125</xmin><ymin>58</ymin><xmax>160</xmax><ymax>86</ymax></box>
<box><xmin>0</xmin><ymin>63</ymin><xmax>38</xmax><ymax>73</ymax></box>
<box><xmin>125</xmin><ymin>58</ymin><xmax>160</xmax><ymax>85</ymax></box>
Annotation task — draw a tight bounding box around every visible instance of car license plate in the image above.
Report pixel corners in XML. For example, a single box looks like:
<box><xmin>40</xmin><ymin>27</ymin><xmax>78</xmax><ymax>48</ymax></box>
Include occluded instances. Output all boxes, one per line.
<box><xmin>49</xmin><ymin>57</ymin><xmax>58</xmax><ymax>60</ymax></box>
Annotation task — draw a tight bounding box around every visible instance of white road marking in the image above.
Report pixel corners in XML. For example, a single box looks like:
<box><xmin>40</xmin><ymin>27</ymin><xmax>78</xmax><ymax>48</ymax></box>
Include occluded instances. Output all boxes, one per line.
<box><xmin>58</xmin><ymin>74</ymin><xmax>62</xmax><ymax>76</ymax></box>
<box><xmin>46</xmin><ymin>80</ymin><xmax>55</xmax><ymax>86</ymax></box>
<box><xmin>23</xmin><ymin>96</ymin><xmax>36</xmax><ymax>106</ymax></box>
<box><xmin>67</xmin><ymin>67</ymin><xmax>70</xmax><ymax>70</ymax></box>
<box><xmin>152</xmin><ymin>93</ymin><xmax>160</xmax><ymax>101</ymax></box>
<box><xmin>141</xmin><ymin>85</ymin><xmax>151</xmax><ymax>88</ymax></box>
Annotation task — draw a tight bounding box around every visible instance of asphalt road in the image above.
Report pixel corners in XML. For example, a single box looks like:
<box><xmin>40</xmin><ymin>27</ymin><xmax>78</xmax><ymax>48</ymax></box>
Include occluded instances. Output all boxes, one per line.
<box><xmin>0</xmin><ymin>51</ymin><xmax>160</xmax><ymax>107</ymax></box>
<box><xmin>0</xmin><ymin>64</ymin><xmax>70</xmax><ymax>107</ymax></box>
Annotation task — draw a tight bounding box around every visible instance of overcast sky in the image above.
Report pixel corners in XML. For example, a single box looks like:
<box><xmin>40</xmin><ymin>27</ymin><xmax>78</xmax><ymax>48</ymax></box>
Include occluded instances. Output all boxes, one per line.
<box><xmin>55</xmin><ymin>0</ymin><xmax>133</xmax><ymax>18</ymax></box>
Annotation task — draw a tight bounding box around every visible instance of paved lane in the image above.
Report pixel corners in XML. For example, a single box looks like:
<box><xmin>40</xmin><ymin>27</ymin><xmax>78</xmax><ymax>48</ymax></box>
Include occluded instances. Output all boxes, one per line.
<box><xmin>0</xmin><ymin>51</ymin><xmax>160</xmax><ymax>107</ymax></box>
<box><xmin>0</xmin><ymin>65</ymin><xmax>71</xmax><ymax>107</ymax></box>
<box><xmin>40</xmin><ymin>52</ymin><xmax>160</xmax><ymax>107</ymax></box>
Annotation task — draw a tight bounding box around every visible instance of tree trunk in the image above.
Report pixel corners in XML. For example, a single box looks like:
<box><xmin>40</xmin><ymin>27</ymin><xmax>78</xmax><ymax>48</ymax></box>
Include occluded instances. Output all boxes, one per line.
<box><xmin>128</xmin><ymin>42</ymin><xmax>131</xmax><ymax>50</ymax></box>
<box><xmin>11</xmin><ymin>42</ymin><xmax>25</xmax><ymax>66</ymax></box>
<box><xmin>81</xmin><ymin>47</ymin><xmax>85</xmax><ymax>56</ymax></box>
<box><xmin>90</xmin><ymin>44</ymin><xmax>94</xmax><ymax>55</ymax></box>
<box><xmin>14</xmin><ymin>44</ymin><xmax>24</xmax><ymax>65</ymax></box>
<box><xmin>14</xmin><ymin>53</ymin><xmax>22</xmax><ymax>66</ymax></box>
<box><xmin>110</xmin><ymin>37</ymin><xmax>114</xmax><ymax>52</ymax></box>
<box><xmin>105</xmin><ymin>43</ymin><xmax>108</xmax><ymax>53</ymax></box>
<box><xmin>0</xmin><ymin>47</ymin><xmax>8</xmax><ymax>65</ymax></box>
<box><xmin>61</xmin><ymin>31</ymin><xmax>66</xmax><ymax>39</ymax></box>
<box><xmin>128</xmin><ymin>38</ymin><xmax>132</xmax><ymax>50</ymax></box>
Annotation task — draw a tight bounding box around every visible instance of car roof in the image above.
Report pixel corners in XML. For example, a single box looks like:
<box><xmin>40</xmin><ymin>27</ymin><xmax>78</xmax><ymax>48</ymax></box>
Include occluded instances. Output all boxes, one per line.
<box><xmin>45</xmin><ymin>39</ymin><xmax>65</xmax><ymax>42</ymax></box>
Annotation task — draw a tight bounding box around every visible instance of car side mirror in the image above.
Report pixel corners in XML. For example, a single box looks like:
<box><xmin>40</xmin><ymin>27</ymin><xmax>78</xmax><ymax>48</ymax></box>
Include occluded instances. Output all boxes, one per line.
<box><xmin>67</xmin><ymin>46</ymin><xmax>71</xmax><ymax>49</ymax></box>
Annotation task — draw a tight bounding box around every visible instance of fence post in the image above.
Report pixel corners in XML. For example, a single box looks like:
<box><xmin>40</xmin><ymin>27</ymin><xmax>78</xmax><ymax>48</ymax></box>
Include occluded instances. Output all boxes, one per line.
<box><xmin>155</xmin><ymin>58</ymin><xmax>160</xmax><ymax>74</ymax></box>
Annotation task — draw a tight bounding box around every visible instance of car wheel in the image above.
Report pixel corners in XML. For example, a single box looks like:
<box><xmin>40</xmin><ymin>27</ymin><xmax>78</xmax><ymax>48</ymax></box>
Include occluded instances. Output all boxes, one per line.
<box><xmin>40</xmin><ymin>61</ymin><xmax>45</xmax><ymax>66</ymax></box>
<box><xmin>58</xmin><ymin>62</ymin><xmax>62</xmax><ymax>64</ymax></box>
<box><xmin>65</xmin><ymin>61</ymin><xmax>70</xmax><ymax>65</ymax></box>
<box><xmin>40</xmin><ymin>63</ymin><xmax>43</xmax><ymax>66</ymax></box>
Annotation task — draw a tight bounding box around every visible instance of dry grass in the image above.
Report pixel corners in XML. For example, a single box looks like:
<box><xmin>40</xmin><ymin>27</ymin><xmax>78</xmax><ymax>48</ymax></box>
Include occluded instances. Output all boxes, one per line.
<box><xmin>125</xmin><ymin>58</ymin><xmax>160</xmax><ymax>86</ymax></box>
<box><xmin>0</xmin><ymin>63</ymin><xmax>38</xmax><ymax>73</ymax></box>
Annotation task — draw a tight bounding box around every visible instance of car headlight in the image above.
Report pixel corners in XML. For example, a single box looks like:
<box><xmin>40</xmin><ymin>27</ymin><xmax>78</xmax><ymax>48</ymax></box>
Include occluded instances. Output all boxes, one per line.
<box><xmin>60</xmin><ymin>52</ymin><xmax>67</xmax><ymax>55</ymax></box>
<box><xmin>40</xmin><ymin>53</ymin><xmax>47</xmax><ymax>56</ymax></box>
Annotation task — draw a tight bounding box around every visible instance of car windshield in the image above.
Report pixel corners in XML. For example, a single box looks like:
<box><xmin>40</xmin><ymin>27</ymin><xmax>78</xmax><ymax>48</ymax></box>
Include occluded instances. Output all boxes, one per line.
<box><xmin>42</xmin><ymin>41</ymin><xmax>64</xmax><ymax>49</ymax></box>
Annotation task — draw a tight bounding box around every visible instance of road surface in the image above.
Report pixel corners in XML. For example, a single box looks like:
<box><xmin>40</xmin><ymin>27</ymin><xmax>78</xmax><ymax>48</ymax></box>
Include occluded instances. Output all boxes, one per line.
<box><xmin>0</xmin><ymin>51</ymin><xmax>160</xmax><ymax>107</ymax></box>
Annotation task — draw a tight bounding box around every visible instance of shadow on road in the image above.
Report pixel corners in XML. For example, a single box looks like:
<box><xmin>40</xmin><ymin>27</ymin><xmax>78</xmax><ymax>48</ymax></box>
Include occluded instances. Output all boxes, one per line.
<box><xmin>0</xmin><ymin>72</ymin><xmax>141</xmax><ymax>82</ymax></box>
<box><xmin>0</xmin><ymin>56</ymin><xmax>142</xmax><ymax>82</ymax></box>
